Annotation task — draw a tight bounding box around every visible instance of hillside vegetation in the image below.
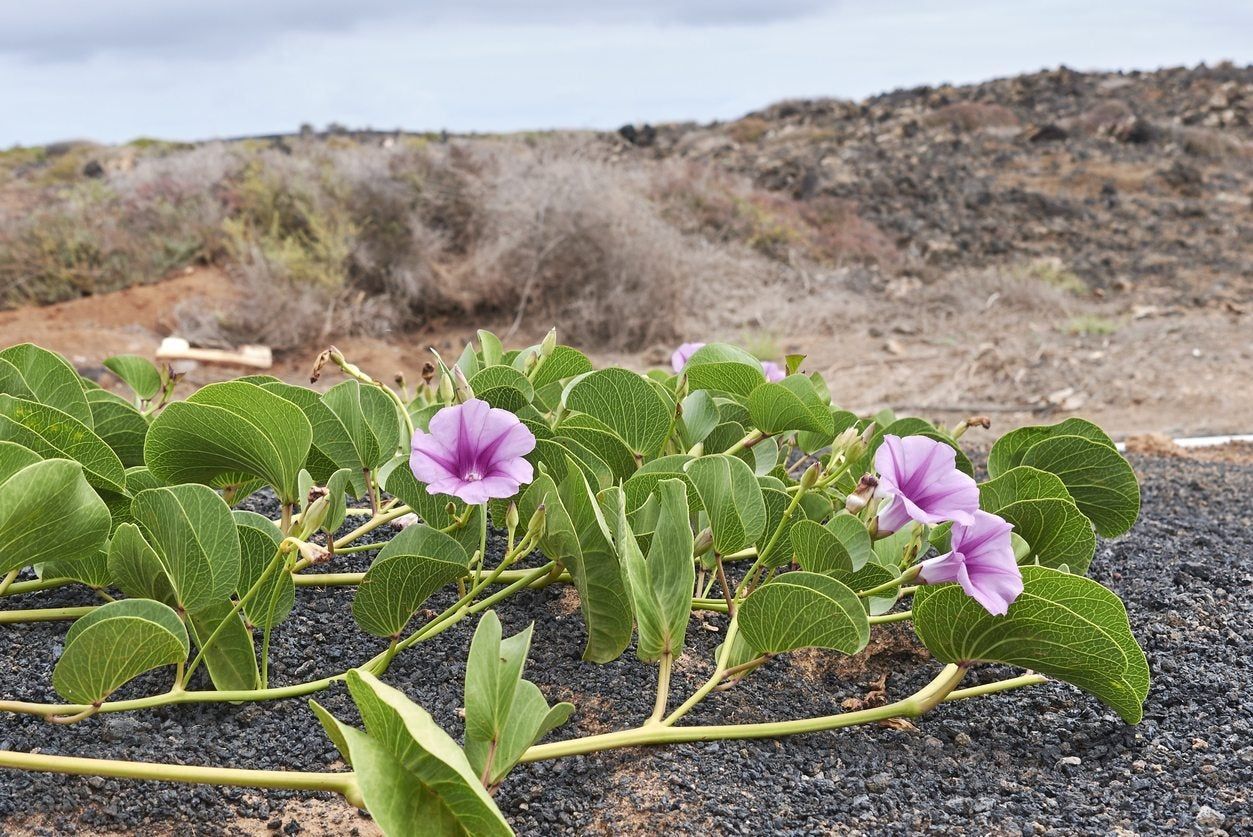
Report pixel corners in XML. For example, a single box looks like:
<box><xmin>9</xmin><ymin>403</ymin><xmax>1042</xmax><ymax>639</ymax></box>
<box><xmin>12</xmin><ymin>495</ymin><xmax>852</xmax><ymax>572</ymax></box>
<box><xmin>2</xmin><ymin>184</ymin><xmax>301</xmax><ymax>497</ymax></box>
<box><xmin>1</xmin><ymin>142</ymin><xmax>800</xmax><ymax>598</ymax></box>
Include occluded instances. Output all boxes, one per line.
<box><xmin>1</xmin><ymin>64</ymin><xmax>1249</xmax><ymax>352</ymax></box>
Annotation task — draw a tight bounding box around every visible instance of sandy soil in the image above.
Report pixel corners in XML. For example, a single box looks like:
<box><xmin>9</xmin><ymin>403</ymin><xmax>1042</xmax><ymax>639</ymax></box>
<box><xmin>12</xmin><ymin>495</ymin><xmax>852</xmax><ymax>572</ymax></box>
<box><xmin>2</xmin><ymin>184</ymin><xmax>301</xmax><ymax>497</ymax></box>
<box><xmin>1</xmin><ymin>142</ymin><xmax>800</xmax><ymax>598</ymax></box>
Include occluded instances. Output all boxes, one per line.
<box><xmin>0</xmin><ymin>266</ymin><xmax>1247</xmax><ymax>438</ymax></box>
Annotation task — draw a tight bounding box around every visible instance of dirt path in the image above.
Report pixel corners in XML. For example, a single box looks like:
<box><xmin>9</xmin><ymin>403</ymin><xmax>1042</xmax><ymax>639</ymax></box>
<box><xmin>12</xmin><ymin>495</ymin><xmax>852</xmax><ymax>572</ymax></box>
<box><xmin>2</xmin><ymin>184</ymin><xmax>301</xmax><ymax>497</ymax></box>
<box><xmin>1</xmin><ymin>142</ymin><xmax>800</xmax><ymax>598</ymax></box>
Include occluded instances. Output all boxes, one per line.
<box><xmin>0</xmin><ymin>268</ymin><xmax>1247</xmax><ymax>438</ymax></box>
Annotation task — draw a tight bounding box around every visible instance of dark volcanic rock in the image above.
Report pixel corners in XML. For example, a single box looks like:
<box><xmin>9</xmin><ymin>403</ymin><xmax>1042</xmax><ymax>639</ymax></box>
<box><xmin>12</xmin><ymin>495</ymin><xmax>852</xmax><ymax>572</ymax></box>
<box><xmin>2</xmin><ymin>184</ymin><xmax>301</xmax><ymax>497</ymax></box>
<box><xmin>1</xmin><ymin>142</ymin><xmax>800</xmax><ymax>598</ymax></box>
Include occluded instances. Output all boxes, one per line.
<box><xmin>1</xmin><ymin>453</ymin><xmax>1251</xmax><ymax>835</ymax></box>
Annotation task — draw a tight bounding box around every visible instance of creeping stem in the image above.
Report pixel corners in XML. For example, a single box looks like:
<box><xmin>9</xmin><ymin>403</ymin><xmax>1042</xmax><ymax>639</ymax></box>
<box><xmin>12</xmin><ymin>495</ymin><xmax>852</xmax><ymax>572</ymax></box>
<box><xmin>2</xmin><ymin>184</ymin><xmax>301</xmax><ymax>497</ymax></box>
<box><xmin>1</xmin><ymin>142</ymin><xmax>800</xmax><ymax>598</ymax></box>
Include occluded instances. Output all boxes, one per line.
<box><xmin>0</xmin><ymin>570</ymin><xmax>18</xmax><ymax>597</ymax></box>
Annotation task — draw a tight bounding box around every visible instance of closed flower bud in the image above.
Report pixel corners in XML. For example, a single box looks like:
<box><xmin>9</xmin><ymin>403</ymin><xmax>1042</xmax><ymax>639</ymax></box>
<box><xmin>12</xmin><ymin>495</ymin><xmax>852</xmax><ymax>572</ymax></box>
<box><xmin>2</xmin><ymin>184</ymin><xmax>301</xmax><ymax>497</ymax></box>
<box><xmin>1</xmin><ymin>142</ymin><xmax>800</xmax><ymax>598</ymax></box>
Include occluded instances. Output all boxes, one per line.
<box><xmin>845</xmin><ymin>473</ymin><xmax>879</xmax><ymax>513</ymax></box>
<box><xmin>438</xmin><ymin>370</ymin><xmax>455</xmax><ymax>403</ymax></box>
<box><xmin>295</xmin><ymin>539</ymin><xmax>331</xmax><ymax>566</ymax></box>
<box><xmin>541</xmin><ymin>327</ymin><xmax>558</xmax><ymax>359</ymax></box>
<box><xmin>506</xmin><ymin>502</ymin><xmax>520</xmax><ymax>535</ymax></box>
<box><xmin>452</xmin><ymin>366</ymin><xmax>474</xmax><ymax>403</ymax></box>
<box><xmin>693</xmin><ymin>528</ymin><xmax>714</xmax><ymax>557</ymax></box>
<box><xmin>800</xmin><ymin>462</ymin><xmax>822</xmax><ymax>490</ymax></box>
<box><xmin>298</xmin><ymin>490</ymin><xmax>330</xmax><ymax>538</ymax></box>
<box><xmin>526</xmin><ymin>504</ymin><xmax>547</xmax><ymax>538</ymax></box>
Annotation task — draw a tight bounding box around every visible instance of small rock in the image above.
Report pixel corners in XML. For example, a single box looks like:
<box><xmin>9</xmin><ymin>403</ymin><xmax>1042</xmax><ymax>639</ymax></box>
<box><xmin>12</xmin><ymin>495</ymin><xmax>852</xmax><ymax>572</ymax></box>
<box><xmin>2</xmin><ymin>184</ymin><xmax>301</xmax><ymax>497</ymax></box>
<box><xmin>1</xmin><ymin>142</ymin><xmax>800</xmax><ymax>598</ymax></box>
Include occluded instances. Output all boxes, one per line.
<box><xmin>1195</xmin><ymin>805</ymin><xmax>1224</xmax><ymax>828</ymax></box>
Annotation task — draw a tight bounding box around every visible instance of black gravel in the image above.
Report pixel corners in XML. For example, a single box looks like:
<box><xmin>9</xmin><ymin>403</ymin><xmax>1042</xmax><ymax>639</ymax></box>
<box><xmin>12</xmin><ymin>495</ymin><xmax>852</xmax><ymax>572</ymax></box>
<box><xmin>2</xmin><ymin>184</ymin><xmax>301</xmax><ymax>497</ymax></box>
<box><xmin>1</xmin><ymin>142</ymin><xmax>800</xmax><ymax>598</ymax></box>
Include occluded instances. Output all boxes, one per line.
<box><xmin>1</xmin><ymin>454</ymin><xmax>1250</xmax><ymax>835</ymax></box>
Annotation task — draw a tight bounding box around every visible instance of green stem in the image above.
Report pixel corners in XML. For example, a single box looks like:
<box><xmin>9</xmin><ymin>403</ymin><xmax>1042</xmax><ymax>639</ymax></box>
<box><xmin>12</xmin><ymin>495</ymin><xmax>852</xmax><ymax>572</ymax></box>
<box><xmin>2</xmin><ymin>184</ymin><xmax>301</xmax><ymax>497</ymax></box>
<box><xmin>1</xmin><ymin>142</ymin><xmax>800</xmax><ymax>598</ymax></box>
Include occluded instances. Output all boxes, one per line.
<box><xmin>723</xmin><ymin>429</ymin><xmax>766</xmax><ymax>457</ymax></box>
<box><xmin>649</xmin><ymin>652</ymin><xmax>673</xmax><ymax>724</ymax></box>
<box><xmin>0</xmin><ymin>749</ymin><xmax>359</xmax><ymax>806</ymax></box>
<box><xmin>663</xmin><ymin>617</ymin><xmax>741</xmax><ymax>726</ymax></box>
<box><xmin>0</xmin><ymin>576</ymin><xmax>74</xmax><ymax>597</ymax></box>
<box><xmin>946</xmin><ymin>673</ymin><xmax>1047</xmax><ymax>700</ymax></box>
<box><xmin>333</xmin><ymin>505</ymin><xmax>412</xmax><ymax>550</ymax></box>
<box><xmin>858</xmin><ymin>565</ymin><xmax>922</xmax><ymax>599</ymax></box>
<box><xmin>0</xmin><ymin>570</ymin><xmax>18</xmax><ymax>597</ymax></box>
<box><xmin>523</xmin><ymin>664</ymin><xmax>968</xmax><ymax>762</ymax></box>
<box><xmin>869</xmin><ymin>610</ymin><xmax>913</xmax><ymax>624</ymax></box>
<box><xmin>0</xmin><ymin>606</ymin><xmax>96</xmax><ymax>624</ymax></box>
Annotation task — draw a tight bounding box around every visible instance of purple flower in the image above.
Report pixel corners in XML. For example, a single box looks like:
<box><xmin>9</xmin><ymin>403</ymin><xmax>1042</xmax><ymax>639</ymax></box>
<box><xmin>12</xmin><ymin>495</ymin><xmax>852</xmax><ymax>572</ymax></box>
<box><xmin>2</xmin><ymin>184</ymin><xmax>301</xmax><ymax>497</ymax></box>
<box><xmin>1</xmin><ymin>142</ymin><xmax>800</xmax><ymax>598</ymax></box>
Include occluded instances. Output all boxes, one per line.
<box><xmin>409</xmin><ymin>399</ymin><xmax>536</xmax><ymax>504</ymax></box>
<box><xmin>671</xmin><ymin>342</ymin><xmax>707</xmax><ymax>373</ymax></box>
<box><xmin>760</xmin><ymin>360</ymin><xmax>786</xmax><ymax>382</ymax></box>
<box><xmin>874</xmin><ymin>434</ymin><xmax>979</xmax><ymax>534</ymax></box>
<box><xmin>919</xmin><ymin>510</ymin><xmax>1023</xmax><ymax>615</ymax></box>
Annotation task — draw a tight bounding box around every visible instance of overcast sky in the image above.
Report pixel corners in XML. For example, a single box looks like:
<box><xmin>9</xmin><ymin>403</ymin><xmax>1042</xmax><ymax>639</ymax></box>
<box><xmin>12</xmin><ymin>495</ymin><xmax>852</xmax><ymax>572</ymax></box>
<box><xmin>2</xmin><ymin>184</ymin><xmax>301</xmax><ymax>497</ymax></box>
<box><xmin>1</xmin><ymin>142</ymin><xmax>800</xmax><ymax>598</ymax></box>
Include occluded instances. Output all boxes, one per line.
<box><xmin>1</xmin><ymin>1</ymin><xmax>1249</xmax><ymax>146</ymax></box>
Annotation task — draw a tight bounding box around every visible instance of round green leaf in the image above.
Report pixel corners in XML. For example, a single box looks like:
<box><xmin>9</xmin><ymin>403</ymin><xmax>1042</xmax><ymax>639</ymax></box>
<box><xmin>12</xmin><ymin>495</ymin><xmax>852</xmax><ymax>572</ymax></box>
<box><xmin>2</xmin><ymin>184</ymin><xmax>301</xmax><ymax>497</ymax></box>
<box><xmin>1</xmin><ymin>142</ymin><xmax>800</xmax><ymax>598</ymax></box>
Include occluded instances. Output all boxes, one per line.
<box><xmin>352</xmin><ymin>525</ymin><xmax>470</xmax><ymax>637</ymax></box>
<box><xmin>566</xmin><ymin>368</ymin><xmax>672</xmax><ymax>457</ymax></box>
<box><xmin>53</xmin><ymin>599</ymin><xmax>189</xmax><ymax>705</ymax></box>
<box><xmin>739</xmin><ymin>571</ymin><xmax>870</xmax><ymax>654</ymax></box>
<box><xmin>746</xmin><ymin>375</ymin><xmax>835</xmax><ymax>436</ymax></box>
<box><xmin>682</xmin><ymin>343</ymin><xmax>766</xmax><ymax>397</ymax></box>
<box><xmin>789</xmin><ymin>519</ymin><xmax>854</xmax><ymax>573</ymax></box>
<box><xmin>0</xmin><ymin>395</ymin><xmax>127</xmax><ymax>496</ymax></box>
<box><xmin>469</xmin><ymin>365</ymin><xmax>535</xmax><ymax>410</ymax></box>
<box><xmin>979</xmin><ymin>466</ymin><xmax>1073</xmax><ymax>512</ymax></box>
<box><xmin>987</xmin><ymin>417</ymin><xmax>1116</xmax><ymax>478</ymax></box>
<box><xmin>685</xmin><ymin>454</ymin><xmax>766</xmax><ymax>556</ymax></box>
<box><xmin>0</xmin><ymin>458</ymin><xmax>110</xmax><ymax>575</ymax></box>
<box><xmin>529</xmin><ymin>345</ymin><xmax>593</xmax><ymax>389</ymax></box>
<box><xmin>322</xmin><ymin>380</ymin><xmax>402</xmax><ymax>472</ymax></box>
<box><xmin>1020</xmin><ymin>435</ymin><xmax>1140</xmax><ymax>538</ymax></box>
<box><xmin>913</xmin><ymin>565</ymin><xmax>1150</xmax><ymax>723</ymax></box>
<box><xmin>234</xmin><ymin>510</ymin><xmax>294</xmax><ymax>629</ymax></box>
<box><xmin>0</xmin><ymin>343</ymin><xmax>93</xmax><ymax>427</ymax></box>
<box><xmin>85</xmin><ymin>388</ymin><xmax>149</xmax><ymax>467</ymax></box>
<box><xmin>145</xmin><ymin>381</ymin><xmax>313</xmax><ymax>504</ymax></box>
<box><xmin>130</xmin><ymin>484</ymin><xmax>242</xmax><ymax>613</ymax></box>
<box><xmin>998</xmin><ymin>498</ymin><xmax>1098</xmax><ymax>574</ymax></box>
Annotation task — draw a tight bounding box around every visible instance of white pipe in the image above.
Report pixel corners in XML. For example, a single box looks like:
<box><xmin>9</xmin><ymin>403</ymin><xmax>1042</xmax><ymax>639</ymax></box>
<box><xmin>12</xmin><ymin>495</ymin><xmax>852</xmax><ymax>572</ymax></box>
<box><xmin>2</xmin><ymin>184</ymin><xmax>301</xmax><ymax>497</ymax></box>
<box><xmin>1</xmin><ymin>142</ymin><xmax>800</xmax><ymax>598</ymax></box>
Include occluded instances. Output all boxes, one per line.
<box><xmin>1114</xmin><ymin>434</ymin><xmax>1253</xmax><ymax>452</ymax></box>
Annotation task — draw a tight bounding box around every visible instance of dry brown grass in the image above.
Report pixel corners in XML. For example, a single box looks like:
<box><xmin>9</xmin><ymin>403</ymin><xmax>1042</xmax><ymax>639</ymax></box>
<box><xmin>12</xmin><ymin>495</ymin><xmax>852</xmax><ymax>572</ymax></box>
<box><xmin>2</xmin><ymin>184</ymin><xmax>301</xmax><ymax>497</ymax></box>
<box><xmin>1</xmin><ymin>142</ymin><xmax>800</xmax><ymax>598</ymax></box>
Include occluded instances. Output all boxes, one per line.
<box><xmin>922</xmin><ymin>102</ymin><xmax>1020</xmax><ymax>132</ymax></box>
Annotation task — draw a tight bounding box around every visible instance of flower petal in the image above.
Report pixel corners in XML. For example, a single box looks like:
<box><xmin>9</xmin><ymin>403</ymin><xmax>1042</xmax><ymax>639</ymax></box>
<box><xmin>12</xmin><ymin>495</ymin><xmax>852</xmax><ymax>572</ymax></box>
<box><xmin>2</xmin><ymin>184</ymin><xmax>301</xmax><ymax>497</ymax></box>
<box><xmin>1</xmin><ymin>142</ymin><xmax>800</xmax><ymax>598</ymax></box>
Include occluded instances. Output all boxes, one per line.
<box><xmin>671</xmin><ymin>342</ymin><xmax>706</xmax><ymax>374</ymax></box>
<box><xmin>919</xmin><ymin>550</ymin><xmax>964</xmax><ymax>584</ymax></box>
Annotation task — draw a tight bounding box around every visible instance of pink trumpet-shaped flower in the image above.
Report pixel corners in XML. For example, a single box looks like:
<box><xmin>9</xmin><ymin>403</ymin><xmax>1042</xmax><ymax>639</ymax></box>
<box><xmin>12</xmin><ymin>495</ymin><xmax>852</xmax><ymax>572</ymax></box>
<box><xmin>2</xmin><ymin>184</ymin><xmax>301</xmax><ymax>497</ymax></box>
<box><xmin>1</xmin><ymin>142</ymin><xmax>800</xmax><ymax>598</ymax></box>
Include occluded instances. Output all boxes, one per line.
<box><xmin>874</xmin><ymin>434</ymin><xmax>979</xmax><ymax>534</ymax></box>
<box><xmin>671</xmin><ymin>342</ymin><xmax>707</xmax><ymax>373</ymax></box>
<box><xmin>919</xmin><ymin>510</ymin><xmax>1023</xmax><ymax>615</ymax></box>
<box><xmin>760</xmin><ymin>360</ymin><xmax>786</xmax><ymax>382</ymax></box>
<box><xmin>409</xmin><ymin>398</ymin><xmax>536</xmax><ymax>504</ymax></box>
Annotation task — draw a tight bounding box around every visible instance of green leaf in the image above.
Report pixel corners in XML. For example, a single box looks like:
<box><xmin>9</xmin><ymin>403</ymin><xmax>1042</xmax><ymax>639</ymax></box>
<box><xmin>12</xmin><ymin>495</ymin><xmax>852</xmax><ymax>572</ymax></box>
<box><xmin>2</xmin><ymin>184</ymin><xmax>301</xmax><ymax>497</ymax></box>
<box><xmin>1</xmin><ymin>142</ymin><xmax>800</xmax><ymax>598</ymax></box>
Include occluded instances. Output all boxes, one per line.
<box><xmin>145</xmin><ymin>381</ymin><xmax>312</xmax><ymax>504</ymax></box>
<box><xmin>756</xmin><ymin>487</ymin><xmax>805</xmax><ymax>568</ymax></box>
<box><xmin>517</xmin><ymin>466</ymin><xmax>632</xmax><ymax>663</ymax></box>
<box><xmin>463</xmin><ymin>612</ymin><xmax>574</xmax><ymax>788</ymax></box>
<box><xmin>565</xmin><ymin>368</ymin><xmax>672</xmax><ymax>457</ymax></box>
<box><xmin>384</xmin><ymin>466</ymin><xmax>486</xmax><ymax>559</ymax></box>
<box><xmin>469</xmin><ymin>366</ymin><xmax>535</xmax><ymax>411</ymax></box>
<box><xmin>256</xmin><ymin>381</ymin><xmax>363</xmax><ymax>491</ymax></box>
<box><xmin>738</xmin><ymin>571</ymin><xmax>870</xmax><ymax>654</ymax></box>
<box><xmin>824</xmin><ymin>513</ymin><xmax>875</xmax><ymax>571</ymax></box>
<box><xmin>0</xmin><ymin>458</ymin><xmax>110</xmax><ymax>575</ymax></box>
<box><xmin>0</xmin><ymin>439</ymin><xmax>41</xmax><ymax>482</ymax></box>
<box><xmin>913</xmin><ymin>566</ymin><xmax>1149</xmax><ymax>723</ymax></box>
<box><xmin>312</xmin><ymin>670</ymin><xmax>513</xmax><ymax>837</ymax></box>
<box><xmin>85</xmin><ymin>388</ymin><xmax>149</xmax><ymax>467</ymax></box>
<box><xmin>979</xmin><ymin>466</ymin><xmax>1074</xmax><ymax>512</ymax></box>
<box><xmin>683</xmin><ymin>343</ymin><xmax>766</xmax><ymax>397</ymax></box>
<box><xmin>1020</xmin><ymin>436</ymin><xmax>1140</xmax><ymax>538</ymax></box>
<box><xmin>746</xmin><ymin>375</ymin><xmax>835</xmax><ymax>436</ymax></box>
<box><xmin>555</xmin><ymin>414</ymin><xmax>637</xmax><ymax>482</ymax></box>
<box><xmin>610</xmin><ymin>480</ymin><xmax>695</xmax><ymax>661</ymax></box>
<box><xmin>0</xmin><ymin>395</ymin><xmax>127</xmax><ymax>496</ymax></box>
<box><xmin>39</xmin><ymin>541</ymin><xmax>113</xmax><ymax>590</ymax></box>
<box><xmin>529</xmin><ymin>345</ymin><xmax>593</xmax><ymax>390</ymax></box>
<box><xmin>130</xmin><ymin>484</ymin><xmax>242</xmax><ymax>613</ymax></box>
<box><xmin>685</xmin><ymin>454</ymin><xmax>766</xmax><ymax>556</ymax></box>
<box><xmin>789</xmin><ymin>519</ymin><xmax>854</xmax><ymax>573</ymax></box>
<box><xmin>997</xmin><ymin>498</ymin><xmax>1098</xmax><ymax>574</ymax></box>
<box><xmin>0</xmin><ymin>343</ymin><xmax>93</xmax><ymax>427</ymax></box>
<box><xmin>678</xmin><ymin>390</ymin><xmax>719</xmax><ymax>447</ymax></box>
<box><xmin>107</xmin><ymin>523</ymin><xmax>176</xmax><ymax>603</ymax></box>
<box><xmin>827</xmin><ymin>562</ymin><xmax>901</xmax><ymax>616</ymax></box>
<box><xmin>187</xmin><ymin>599</ymin><xmax>260</xmax><ymax>691</ymax></box>
<box><xmin>102</xmin><ymin>354</ymin><xmax>163</xmax><ymax>401</ymax></box>
<box><xmin>322</xmin><ymin>380</ymin><xmax>403</xmax><ymax>472</ymax></box>
<box><xmin>233</xmin><ymin>510</ymin><xmax>294</xmax><ymax>628</ymax></box>
<box><xmin>987</xmin><ymin>418</ymin><xmax>1116</xmax><ymax>478</ymax></box>
<box><xmin>52</xmin><ymin>599</ymin><xmax>189</xmax><ymax>705</ymax></box>
<box><xmin>477</xmin><ymin>330</ymin><xmax>504</xmax><ymax>366</ymax></box>
<box><xmin>352</xmin><ymin>525</ymin><xmax>470</xmax><ymax>637</ymax></box>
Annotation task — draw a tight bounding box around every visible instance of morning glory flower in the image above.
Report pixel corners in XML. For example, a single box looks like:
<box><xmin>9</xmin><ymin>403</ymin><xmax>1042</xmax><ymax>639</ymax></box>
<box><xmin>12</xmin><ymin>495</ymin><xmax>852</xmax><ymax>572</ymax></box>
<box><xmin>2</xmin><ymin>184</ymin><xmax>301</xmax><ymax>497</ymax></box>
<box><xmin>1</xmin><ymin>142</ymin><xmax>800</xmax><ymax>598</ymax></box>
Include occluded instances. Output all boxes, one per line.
<box><xmin>919</xmin><ymin>510</ymin><xmax>1023</xmax><ymax>615</ymax></box>
<box><xmin>874</xmin><ymin>434</ymin><xmax>979</xmax><ymax>534</ymax></box>
<box><xmin>671</xmin><ymin>341</ymin><xmax>787</xmax><ymax>382</ymax></box>
<box><xmin>671</xmin><ymin>342</ymin><xmax>707</xmax><ymax>373</ymax></box>
<box><xmin>409</xmin><ymin>398</ymin><xmax>536</xmax><ymax>504</ymax></box>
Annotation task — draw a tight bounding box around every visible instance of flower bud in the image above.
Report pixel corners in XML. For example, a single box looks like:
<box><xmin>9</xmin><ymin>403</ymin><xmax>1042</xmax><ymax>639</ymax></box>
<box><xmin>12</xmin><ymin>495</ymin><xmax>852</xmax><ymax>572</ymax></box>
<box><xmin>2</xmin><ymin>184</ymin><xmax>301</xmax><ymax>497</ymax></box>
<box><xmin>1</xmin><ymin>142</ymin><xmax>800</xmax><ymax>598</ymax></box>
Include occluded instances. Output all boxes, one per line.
<box><xmin>452</xmin><ymin>366</ymin><xmax>474</xmax><ymax>403</ymax></box>
<box><xmin>438</xmin><ymin>369</ymin><xmax>455</xmax><ymax>403</ymax></box>
<box><xmin>420</xmin><ymin>362</ymin><xmax>436</xmax><ymax>385</ymax></box>
<box><xmin>526</xmin><ymin>504</ymin><xmax>547</xmax><ymax>538</ymax></box>
<box><xmin>298</xmin><ymin>488</ymin><xmax>331</xmax><ymax>538</ymax></box>
<box><xmin>845</xmin><ymin>473</ymin><xmax>879</xmax><ymax>513</ymax></box>
<box><xmin>540</xmin><ymin>327</ymin><xmax>558</xmax><ymax>359</ymax></box>
<box><xmin>800</xmin><ymin>462</ymin><xmax>822</xmax><ymax>490</ymax></box>
<box><xmin>505</xmin><ymin>502</ymin><xmax>520</xmax><ymax>537</ymax></box>
<box><xmin>692</xmin><ymin>528</ymin><xmax>714</xmax><ymax>558</ymax></box>
<box><xmin>394</xmin><ymin>512</ymin><xmax>420</xmax><ymax>529</ymax></box>
<box><xmin>295</xmin><ymin>539</ymin><xmax>331</xmax><ymax>566</ymax></box>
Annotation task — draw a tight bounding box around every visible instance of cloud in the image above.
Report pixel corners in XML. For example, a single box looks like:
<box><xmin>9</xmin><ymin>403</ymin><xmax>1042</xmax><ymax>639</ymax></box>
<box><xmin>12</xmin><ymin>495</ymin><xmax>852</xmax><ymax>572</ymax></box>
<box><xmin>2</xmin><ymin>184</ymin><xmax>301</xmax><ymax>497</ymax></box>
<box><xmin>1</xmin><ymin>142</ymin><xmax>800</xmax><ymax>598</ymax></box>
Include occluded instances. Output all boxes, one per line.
<box><xmin>0</xmin><ymin>1</ymin><xmax>836</xmax><ymax>61</ymax></box>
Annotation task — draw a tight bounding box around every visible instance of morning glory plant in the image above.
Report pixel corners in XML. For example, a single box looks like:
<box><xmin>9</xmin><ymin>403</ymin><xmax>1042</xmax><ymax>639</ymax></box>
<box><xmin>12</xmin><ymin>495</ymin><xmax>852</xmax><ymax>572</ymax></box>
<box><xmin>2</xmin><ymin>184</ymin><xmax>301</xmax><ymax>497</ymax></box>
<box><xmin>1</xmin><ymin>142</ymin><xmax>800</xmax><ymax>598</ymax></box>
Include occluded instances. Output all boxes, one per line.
<box><xmin>0</xmin><ymin>333</ymin><xmax>1149</xmax><ymax>836</ymax></box>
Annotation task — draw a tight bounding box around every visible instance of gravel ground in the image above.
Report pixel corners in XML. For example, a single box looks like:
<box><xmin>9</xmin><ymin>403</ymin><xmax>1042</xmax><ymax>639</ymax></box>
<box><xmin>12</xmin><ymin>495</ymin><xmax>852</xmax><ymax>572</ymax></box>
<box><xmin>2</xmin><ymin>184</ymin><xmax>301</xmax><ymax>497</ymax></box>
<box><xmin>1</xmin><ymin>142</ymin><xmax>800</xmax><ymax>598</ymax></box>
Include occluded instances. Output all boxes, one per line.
<box><xmin>1</xmin><ymin>453</ymin><xmax>1250</xmax><ymax>835</ymax></box>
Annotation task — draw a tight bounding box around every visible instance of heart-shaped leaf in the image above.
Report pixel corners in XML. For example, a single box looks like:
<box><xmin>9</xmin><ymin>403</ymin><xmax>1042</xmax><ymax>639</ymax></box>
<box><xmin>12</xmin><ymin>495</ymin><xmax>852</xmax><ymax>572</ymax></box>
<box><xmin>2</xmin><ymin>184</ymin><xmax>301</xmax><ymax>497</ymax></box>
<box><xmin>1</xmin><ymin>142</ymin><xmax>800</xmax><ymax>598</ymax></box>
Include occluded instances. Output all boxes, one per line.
<box><xmin>469</xmin><ymin>366</ymin><xmax>535</xmax><ymax>411</ymax></box>
<box><xmin>979</xmin><ymin>466</ymin><xmax>1073</xmax><ymax>512</ymax></box>
<box><xmin>746</xmin><ymin>375</ymin><xmax>835</xmax><ymax>436</ymax></box>
<box><xmin>311</xmin><ymin>670</ymin><xmax>513</xmax><ymax>837</ymax></box>
<box><xmin>53</xmin><ymin>599</ymin><xmax>189</xmax><ymax>705</ymax></box>
<box><xmin>987</xmin><ymin>417</ymin><xmax>1115</xmax><ymax>478</ymax></box>
<box><xmin>255</xmin><ymin>380</ymin><xmax>364</xmax><ymax>492</ymax></box>
<box><xmin>352</xmin><ymin>525</ymin><xmax>470</xmax><ymax>637</ymax></box>
<box><xmin>107</xmin><ymin>522</ymin><xmax>176</xmax><ymax>603</ymax></box>
<box><xmin>565</xmin><ymin>368</ymin><xmax>672</xmax><ymax>457</ymax></box>
<box><xmin>914</xmin><ymin>566</ymin><xmax>1149</xmax><ymax>723</ymax></box>
<box><xmin>463</xmin><ymin>611</ymin><xmax>574</xmax><ymax>788</ymax></box>
<box><xmin>102</xmin><ymin>354</ymin><xmax>163</xmax><ymax>402</ymax></box>
<box><xmin>130</xmin><ymin>484</ymin><xmax>242</xmax><ymax>613</ymax></box>
<box><xmin>0</xmin><ymin>343</ymin><xmax>93</xmax><ymax>427</ymax></box>
<box><xmin>738</xmin><ymin>571</ymin><xmax>870</xmax><ymax>654</ymax></box>
<box><xmin>1020</xmin><ymin>435</ymin><xmax>1140</xmax><ymax>538</ymax></box>
<box><xmin>555</xmin><ymin>414</ymin><xmax>637</xmax><ymax>481</ymax></box>
<box><xmin>789</xmin><ymin>519</ymin><xmax>854</xmax><ymax>573</ymax></box>
<box><xmin>0</xmin><ymin>457</ymin><xmax>110</xmax><ymax>575</ymax></box>
<box><xmin>145</xmin><ymin>381</ymin><xmax>312</xmax><ymax>504</ymax></box>
<box><xmin>529</xmin><ymin>345</ymin><xmax>593</xmax><ymax>389</ymax></box>
<box><xmin>685</xmin><ymin>454</ymin><xmax>766</xmax><ymax>556</ymax></box>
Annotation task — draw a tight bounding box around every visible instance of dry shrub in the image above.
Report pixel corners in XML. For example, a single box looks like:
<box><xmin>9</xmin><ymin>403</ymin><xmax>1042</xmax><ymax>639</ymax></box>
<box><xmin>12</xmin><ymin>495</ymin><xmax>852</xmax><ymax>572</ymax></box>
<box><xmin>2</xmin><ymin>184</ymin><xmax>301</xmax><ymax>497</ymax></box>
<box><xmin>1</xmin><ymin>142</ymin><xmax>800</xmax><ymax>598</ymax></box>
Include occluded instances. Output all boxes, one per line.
<box><xmin>727</xmin><ymin>117</ymin><xmax>770</xmax><ymax>145</ymax></box>
<box><xmin>922</xmin><ymin>102</ymin><xmax>1020</xmax><ymax>132</ymax></box>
